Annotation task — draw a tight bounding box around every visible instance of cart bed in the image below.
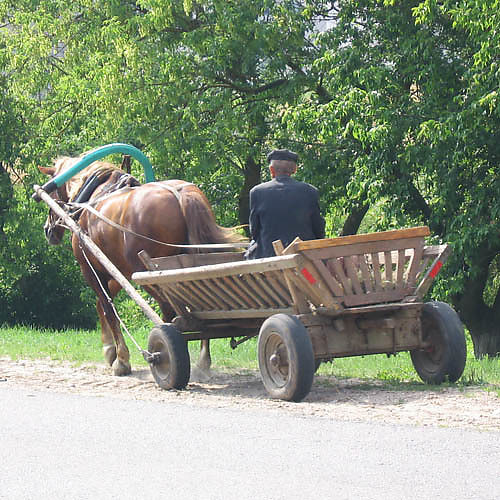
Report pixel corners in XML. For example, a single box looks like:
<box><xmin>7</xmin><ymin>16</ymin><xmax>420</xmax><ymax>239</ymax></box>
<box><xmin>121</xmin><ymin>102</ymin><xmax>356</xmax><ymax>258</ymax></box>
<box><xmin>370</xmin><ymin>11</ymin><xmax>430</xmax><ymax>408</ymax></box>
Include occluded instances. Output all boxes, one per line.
<box><xmin>132</xmin><ymin>226</ymin><xmax>449</xmax><ymax>321</ymax></box>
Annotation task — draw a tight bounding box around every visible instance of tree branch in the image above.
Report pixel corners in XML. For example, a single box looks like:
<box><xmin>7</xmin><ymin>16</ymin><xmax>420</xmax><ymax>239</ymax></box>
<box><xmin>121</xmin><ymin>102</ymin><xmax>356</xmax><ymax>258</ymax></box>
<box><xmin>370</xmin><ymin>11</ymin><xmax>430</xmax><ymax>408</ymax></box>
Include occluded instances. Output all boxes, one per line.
<box><xmin>213</xmin><ymin>77</ymin><xmax>288</xmax><ymax>96</ymax></box>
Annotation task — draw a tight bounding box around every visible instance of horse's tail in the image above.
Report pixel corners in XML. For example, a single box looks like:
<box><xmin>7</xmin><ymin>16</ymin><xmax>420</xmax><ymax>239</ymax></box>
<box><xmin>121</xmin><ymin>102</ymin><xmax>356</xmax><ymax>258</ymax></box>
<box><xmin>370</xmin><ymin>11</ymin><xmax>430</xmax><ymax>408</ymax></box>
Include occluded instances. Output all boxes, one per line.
<box><xmin>179</xmin><ymin>188</ymin><xmax>247</xmax><ymax>252</ymax></box>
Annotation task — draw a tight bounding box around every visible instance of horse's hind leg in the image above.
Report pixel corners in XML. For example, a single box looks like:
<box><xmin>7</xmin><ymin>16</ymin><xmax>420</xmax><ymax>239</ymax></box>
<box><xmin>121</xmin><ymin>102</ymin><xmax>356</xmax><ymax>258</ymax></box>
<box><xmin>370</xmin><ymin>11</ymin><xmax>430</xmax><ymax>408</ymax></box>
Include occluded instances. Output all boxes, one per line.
<box><xmin>198</xmin><ymin>340</ymin><xmax>211</xmax><ymax>372</ymax></box>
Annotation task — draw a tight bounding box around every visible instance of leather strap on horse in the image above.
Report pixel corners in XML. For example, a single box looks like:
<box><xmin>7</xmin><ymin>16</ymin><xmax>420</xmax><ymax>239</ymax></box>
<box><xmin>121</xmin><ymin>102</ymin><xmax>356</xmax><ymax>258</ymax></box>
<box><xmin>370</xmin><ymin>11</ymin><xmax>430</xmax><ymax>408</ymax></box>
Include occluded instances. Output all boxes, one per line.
<box><xmin>68</xmin><ymin>201</ymin><xmax>248</xmax><ymax>250</ymax></box>
<box><xmin>67</xmin><ymin>176</ymin><xmax>247</xmax><ymax>250</ymax></box>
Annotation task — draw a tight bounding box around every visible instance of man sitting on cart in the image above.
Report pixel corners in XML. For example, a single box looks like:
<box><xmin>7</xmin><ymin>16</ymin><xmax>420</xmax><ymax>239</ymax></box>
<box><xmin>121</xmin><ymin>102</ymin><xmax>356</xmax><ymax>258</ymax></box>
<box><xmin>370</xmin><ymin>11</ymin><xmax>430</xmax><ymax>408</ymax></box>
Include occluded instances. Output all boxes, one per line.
<box><xmin>245</xmin><ymin>149</ymin><xmax>325</xmax><ymax>259</ymax></box>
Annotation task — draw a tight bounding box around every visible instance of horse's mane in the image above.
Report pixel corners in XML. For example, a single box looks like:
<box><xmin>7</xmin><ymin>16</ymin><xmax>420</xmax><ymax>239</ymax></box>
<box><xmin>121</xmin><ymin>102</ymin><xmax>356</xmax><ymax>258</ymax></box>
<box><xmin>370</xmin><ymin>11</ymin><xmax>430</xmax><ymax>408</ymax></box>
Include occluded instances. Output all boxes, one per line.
<box><xmin>53</xmin><ymin>156</ymin><xmax>125</xmax><ymax>201</ymax></box>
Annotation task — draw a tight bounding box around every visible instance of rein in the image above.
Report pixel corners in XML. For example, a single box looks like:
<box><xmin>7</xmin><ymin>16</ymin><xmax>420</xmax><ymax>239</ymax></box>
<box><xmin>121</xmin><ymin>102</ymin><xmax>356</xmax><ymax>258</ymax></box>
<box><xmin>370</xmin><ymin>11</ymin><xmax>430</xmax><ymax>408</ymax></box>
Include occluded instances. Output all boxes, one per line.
<box><xmin>69</xmin><ymin>200</ymin><xmax>248</xmax><ymax>249</ymax></box>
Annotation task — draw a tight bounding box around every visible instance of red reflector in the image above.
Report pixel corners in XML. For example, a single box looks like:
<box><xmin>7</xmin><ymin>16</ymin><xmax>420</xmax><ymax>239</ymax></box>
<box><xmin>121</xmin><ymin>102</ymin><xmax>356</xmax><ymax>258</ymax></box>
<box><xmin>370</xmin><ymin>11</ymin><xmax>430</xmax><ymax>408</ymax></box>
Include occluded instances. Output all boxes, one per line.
<box><xmin>429</xmin><ymin>261</ymin><xmax>443</xmax><ymax>278</ymax></box>
<box><xmin>301</xmin><ymin>268</ymin><xmax>316</xmax><ymax>284</ymax></box>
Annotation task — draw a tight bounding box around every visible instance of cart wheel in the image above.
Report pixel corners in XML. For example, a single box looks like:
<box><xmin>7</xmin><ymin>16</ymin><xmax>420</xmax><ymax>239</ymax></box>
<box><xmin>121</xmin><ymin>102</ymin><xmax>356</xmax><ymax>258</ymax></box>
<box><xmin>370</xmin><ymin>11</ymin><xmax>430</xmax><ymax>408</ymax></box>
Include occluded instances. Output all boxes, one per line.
<box><xmin>258</xmin><ymin>314</ymin><xmax>314</xmax><ymax>402</ymax></box>
<box><xmin>410</xmin><ymin>301</ymin><xmax>466</xmax><ymax>384</ymax></box>
<box><xmin>148</xmin><ymin>324</ymin><xmax>190</xmax><ymax>390</ymax></box>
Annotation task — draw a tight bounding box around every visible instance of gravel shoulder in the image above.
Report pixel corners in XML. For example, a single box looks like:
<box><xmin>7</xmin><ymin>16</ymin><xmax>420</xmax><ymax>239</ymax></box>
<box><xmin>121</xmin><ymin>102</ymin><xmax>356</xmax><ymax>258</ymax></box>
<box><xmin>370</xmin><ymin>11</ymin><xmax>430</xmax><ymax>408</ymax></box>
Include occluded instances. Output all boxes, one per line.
<box><xmin>1</xmin><ymin>357</ymin><xmax>499</xmax><ymax>432</ymax></box>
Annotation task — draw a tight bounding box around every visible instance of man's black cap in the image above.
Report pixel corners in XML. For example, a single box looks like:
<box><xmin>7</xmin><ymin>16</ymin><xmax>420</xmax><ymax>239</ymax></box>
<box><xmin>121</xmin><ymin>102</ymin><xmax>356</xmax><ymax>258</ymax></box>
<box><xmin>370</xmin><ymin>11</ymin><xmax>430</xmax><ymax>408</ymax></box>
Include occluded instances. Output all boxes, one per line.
<box><xmin>267</xmin><ymin>149</ymin><xmax>298</xmax><ymax>163</ymax></box>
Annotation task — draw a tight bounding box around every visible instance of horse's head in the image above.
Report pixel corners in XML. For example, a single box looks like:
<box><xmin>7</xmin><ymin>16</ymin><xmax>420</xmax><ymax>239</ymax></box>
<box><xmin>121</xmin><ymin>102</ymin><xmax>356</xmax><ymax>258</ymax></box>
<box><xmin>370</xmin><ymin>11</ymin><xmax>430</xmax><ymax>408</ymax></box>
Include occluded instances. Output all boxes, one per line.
<box><xmin>38</xmin><ymin>159</ymin><xmax>72</xmax><ymax>245</ymax></box>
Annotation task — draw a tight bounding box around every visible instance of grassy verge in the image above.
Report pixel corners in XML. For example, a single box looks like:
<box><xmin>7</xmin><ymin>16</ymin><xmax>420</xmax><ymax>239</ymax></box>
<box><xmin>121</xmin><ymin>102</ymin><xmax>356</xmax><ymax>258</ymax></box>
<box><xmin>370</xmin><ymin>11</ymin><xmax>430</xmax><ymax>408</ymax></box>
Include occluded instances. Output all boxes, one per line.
<box><xmin>1</xmin><ymin>323</ymin><xmax>499</xmax><ymax>392</ymax></box>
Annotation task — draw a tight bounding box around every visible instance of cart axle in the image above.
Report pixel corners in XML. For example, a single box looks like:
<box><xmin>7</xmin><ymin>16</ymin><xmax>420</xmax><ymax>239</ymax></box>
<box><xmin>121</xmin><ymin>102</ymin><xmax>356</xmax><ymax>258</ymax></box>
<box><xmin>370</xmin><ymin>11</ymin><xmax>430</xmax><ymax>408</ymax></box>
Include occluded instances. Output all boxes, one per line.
<box><xmin>142</xmin><ymin>350</ymin><xmax>162</xmax><ymax>365</ymax></box>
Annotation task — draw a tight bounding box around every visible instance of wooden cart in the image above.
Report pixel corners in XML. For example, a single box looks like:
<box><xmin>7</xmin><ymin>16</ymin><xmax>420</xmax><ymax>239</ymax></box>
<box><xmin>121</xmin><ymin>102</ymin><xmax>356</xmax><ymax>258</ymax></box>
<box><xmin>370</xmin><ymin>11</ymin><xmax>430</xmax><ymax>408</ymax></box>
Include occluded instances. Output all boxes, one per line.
<box><xmin>132</xmin><ymin>226</ymin><xmax>467</xmax><ymax>402</ymax></box>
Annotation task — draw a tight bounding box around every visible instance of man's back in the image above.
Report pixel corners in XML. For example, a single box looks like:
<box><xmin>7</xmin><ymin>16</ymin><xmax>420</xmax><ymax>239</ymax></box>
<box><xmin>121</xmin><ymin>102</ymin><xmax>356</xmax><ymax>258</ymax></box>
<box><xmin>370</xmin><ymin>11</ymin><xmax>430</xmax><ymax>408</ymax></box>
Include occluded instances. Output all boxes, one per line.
<box><xmin>248</xmin><ymin>175</ymin><xmax>325</xmax><ymax>259</ymax></box>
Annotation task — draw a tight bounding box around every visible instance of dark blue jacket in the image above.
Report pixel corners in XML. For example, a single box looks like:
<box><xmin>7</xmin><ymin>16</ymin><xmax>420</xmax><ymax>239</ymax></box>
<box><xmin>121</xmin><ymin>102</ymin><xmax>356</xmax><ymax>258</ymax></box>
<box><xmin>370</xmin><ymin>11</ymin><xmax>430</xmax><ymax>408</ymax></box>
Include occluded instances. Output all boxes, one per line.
<box><xmin>246</xmin><ymin>176</ymin><xmax>325</xmax><ymax>259</ymax></box>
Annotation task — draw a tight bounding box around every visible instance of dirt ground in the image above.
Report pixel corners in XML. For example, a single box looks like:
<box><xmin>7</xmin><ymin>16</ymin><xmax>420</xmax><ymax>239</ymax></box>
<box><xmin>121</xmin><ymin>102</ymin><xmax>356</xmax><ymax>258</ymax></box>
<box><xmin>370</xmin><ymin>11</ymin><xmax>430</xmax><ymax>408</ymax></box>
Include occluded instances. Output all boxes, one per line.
<box><xmin>1</xmin><ymin>356</ymin><xmax>499</xmax><ymax>432</ymax></box>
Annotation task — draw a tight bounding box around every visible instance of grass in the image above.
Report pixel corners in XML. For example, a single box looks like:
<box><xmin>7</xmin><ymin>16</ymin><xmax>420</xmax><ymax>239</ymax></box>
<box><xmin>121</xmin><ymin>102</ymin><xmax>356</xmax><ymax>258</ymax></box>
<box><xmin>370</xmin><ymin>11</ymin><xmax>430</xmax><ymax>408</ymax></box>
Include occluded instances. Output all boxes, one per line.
<box><xmin>1</xmin><ymin>323</ymin><xmax>499</xmax><ymax>391</ymax></box>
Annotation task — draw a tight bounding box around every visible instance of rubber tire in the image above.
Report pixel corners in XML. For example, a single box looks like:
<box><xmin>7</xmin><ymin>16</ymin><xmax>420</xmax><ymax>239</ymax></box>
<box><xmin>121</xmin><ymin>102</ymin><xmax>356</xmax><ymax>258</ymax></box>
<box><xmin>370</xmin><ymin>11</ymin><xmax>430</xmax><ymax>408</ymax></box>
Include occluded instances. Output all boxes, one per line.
<box><xmin>410</xmin><ymin>301</ymin><xmax>466</xmax><ymax>384</ymax></box>
<box><xmin>148</xmin><ymin>324</ymin><xmax>190</xmax><ymax>390</ymax></box>
<box><xmin>258</xmin><ymin>314</ymin><xmax>315</xmax><ymax>402</ymax></box>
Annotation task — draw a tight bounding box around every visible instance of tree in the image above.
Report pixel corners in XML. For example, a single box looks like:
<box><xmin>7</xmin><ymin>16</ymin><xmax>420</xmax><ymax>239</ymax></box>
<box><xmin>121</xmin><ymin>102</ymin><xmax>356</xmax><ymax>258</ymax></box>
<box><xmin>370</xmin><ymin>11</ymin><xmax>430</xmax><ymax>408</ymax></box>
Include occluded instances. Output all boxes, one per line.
<box><xmin>283</xmin><ymin>0</ymin><xmax>500</xmax><ymax>355</ymax></box>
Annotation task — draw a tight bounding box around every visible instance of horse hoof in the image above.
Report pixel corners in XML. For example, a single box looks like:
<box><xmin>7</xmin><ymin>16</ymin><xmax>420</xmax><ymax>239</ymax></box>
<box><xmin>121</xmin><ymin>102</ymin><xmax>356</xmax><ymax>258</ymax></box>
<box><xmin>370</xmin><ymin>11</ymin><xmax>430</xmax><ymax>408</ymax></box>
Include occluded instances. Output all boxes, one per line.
<box><xmin>102</xmin><ymin>344</ymin><xmax>117</xmax><ymax>366</ymax></box>
<box><xmin>191</xmin><ymin>365</ymin><xmax>211</xmax><ymax>383</ymax></box>
<box><xmin>112</xmin><ymin>359</ymin><xmax>132</xmax><ymax>376</ymax></box>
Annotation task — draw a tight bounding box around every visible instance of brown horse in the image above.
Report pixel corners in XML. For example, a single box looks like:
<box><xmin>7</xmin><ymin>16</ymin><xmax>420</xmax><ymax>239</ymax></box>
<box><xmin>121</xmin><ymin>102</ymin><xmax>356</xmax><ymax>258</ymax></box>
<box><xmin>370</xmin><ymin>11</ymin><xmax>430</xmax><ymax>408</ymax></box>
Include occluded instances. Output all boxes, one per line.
<box><xmin>39</xmin><ymin>156</ymin><xmax>245</xmax><ymax>376</ymax></box>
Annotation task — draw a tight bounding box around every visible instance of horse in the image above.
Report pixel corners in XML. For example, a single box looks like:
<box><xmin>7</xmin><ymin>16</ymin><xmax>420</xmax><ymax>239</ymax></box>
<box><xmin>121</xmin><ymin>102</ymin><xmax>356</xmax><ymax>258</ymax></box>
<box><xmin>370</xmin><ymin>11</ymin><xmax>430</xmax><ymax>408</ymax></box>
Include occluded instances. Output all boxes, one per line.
<box><xmin>39</xmin><ymin>156</ymin><xmax>246</xmax><ymax>377</ymax></box>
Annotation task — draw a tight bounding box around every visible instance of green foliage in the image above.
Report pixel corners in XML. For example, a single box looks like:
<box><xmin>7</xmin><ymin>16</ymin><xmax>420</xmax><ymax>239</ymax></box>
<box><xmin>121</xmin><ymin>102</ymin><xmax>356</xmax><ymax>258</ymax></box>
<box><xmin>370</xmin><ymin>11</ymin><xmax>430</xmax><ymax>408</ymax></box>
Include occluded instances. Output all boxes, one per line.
<box><xmin>0</xmin><ymin>187</ymin><xmax>96</xmax><ymax>328</ymax></box>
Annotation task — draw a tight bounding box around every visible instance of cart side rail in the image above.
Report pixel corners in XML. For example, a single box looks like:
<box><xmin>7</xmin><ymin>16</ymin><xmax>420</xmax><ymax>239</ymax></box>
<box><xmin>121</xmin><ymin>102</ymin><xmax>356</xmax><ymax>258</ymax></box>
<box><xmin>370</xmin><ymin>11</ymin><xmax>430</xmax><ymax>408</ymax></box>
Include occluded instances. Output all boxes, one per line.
<box><xmin>283</xmin><ymin>227</ymin><xmax>450</xmax><ymax>307</ymax></box>
<box><xmin>132</xmin><ymin>252</ymin><xmax>340</xmax><ymax>319</ymax></box>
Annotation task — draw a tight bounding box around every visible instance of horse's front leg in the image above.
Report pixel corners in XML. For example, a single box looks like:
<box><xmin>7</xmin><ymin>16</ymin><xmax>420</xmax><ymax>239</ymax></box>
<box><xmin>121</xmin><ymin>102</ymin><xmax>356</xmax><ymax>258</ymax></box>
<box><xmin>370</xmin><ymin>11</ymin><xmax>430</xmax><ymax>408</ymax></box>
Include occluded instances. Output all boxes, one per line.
<box><xmin>104</xmin><ymin>280</ymin><xmax>131</xmax><ymax>376</ymax></box>
<box><xmin>97</xmin><ymin>298</ymin><xmax>117</xmax><ymax>366</ymax></box>
<box><xmin>95</xmin><ymin>298</ymin><xmax>131</xmax><ymax>375</ymax></box>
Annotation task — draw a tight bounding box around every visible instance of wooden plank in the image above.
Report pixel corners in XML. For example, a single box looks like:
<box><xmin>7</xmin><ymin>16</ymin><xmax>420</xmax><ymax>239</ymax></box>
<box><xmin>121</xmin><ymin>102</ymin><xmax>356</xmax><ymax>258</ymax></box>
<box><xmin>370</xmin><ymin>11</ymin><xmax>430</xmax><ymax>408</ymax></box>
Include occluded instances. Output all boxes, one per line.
<box><xmin>132</xmin><ymin>253</ymin><xmax>300</xmax><ymax>285</ymax></box>
<box><xmin>328</xmin><ymin>258</ymin><xmax>351</xmax><ymax>294</ymax></box>
<box><xmin>241</xmin><ymin>274</ymin><xmax>269</xmax><ymax>308</ymax></box>
<box><xmin>415</xmin><ymin>245</ymin><xmax>451</xmax><ymax>299</ymax></box>
<box><xmin>170</xmin><ymin>282</ymin><xmax>207</xmax><ymax>310</ymax></box>
<box><xmin>295</xmin><ymin>256</ymin><xmax>341</xmax><ymax>309</ymax></box>
<box><xmin>288</xmin><ymin>268</ymin><xmax>325</xmax><ymax>307</ymax></box>
<box><xmin>370</xmin><ymin>251</ymin><xmax>384</xmax><ymax>291</ymax></box>
<box><xmin>266</xmin><ymin>272</ymin><xmax>293</xmax><ymax>305</ymax></box>
<box><xmin>189</xmin><ymin>280</ymin><xmax>225</xmax><ymax>310</ymax></box>
<box><xmin>152</xmin><ymin>285</ymin><xmax>186</xmax><ymax>317</ymax></box>
<box><xmin>402</xmin><ymin>248</ymin><xmax>415</xmax><ymax>282</ymax></box>
<box><xmin>229</xmin><ymin>275</ymin><xmax>263</xmax><ymax>308</ymax></box>
<box><xmin>161</xmin><ymin>283</ymin><xmax>204</xmax><ymax>314</ymax></box>
<box><xmin>316</xmin><ymin>301</ymin><xmax>422</xmax><ymax>317</ymax></box>
<box><xmin>141</xmin><ymin>251</ymin><xmax>245</xmax><ymax>271</ymax></box>
<box><xmin>272</xmin><ymin>240</ymin><xmax>310</xmax><ymax>314</ymax></box>
<box><xmin>222</xmin><ymin>276</ymin><xmax>258</xmax><ymax>309</ymax></box>
<box><xmin>251</xmin><ymin>273</ymin><xmax>282</xmax><ymax>307</ymax></box>
<box><xmin>383</xmin><ymin>250</ymin><xmax>393</xmax><ymax>286</ymax></box>
<box><xmin>311</xmin><ymin>259</ymin><xmax>344</xmax><ymax>296</ymax></box>
<box><xmin>343</xmin><ymin>255</ymin><xmax>364</xmax><ymax>295</ymax></box>
<box><xmin>137</xmin><ymin>249</ymin><xmax>159</xmax><ymax>270</ymax></box>
<box><xmin>406</xmin><ymin>243</ymin><xmax>424</xmax><ymax>288</ymax></box>
<box><xmin>192</xmin><ymin>307</ymin><xmax>295</xmax><ymax>320</ymax></box>
<box><xmin>281</xmin><ymin>238</ymin><xmax>342</xmax><ymax>310</ymax></box>
<box><xmin>366</xmin><ymin>249</ymin><xmax>412</xmax><ymax>266</ymax></box>
<box><xmin>170</xmin><ymin>281</ymin><xmax>211</xmax><ymax>310</ymax></box>
<box><xmin>416</xmin><ymin>255</ymin><xmax>431</xmax><ymax>281</ymax></box>
<box><xmin>209</xmin><ymin>277</ymin><xmax>243</xmax><ymax>309</ymax></box>
<box><xmin>201</xmin><ymin>279</ymin><xmax>234</xmax><ymax>309</ymax></box>
<box><xmin>357</xmin><ymin>318</ymin><xmax>396</xmax><ymax>330</ymax></box>
<box><xmin>357</xmin><ymin>254</ymin><xmax>374</xmax><ymax>293</ymax></box>
<box><xmin>287</xmin><ymin>226</ymin><xmax>430</xmax><ymax>252</ymax></box>
<box><xmin>246</xmin><ymin>273</ymin><xmax>279</xmax><ymax>307</ymax></box>
<box><xmin>415</xmin><ymin>245</ymin><xmax>447</xmax><ymax>282</ymax></box>
<box><xmin>299</xmin><ymin>237</ymin><xmax>425</xmax><ymax>261</ymax></box>
<box><xmin>343</xmin><ymin>288</ymin><xmax>407</xmax><ymax>307</ymax></box>
<box><xmin>395</xmin><ymin>249</ymin><xmax>406</xmax><ymax>289</ymax></box>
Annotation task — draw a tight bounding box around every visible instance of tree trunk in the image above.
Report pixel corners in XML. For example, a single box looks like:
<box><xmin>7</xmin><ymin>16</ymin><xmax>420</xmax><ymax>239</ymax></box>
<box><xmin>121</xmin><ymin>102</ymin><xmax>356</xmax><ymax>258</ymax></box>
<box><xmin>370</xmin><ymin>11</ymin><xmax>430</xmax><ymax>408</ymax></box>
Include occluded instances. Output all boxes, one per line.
<box><xmin>341</xmin><ymin>203</ymin><xmax>369</xmax><ymax>236</ymax></box>
<box><xmin>0</xmin><ymin>162</ymin><xmax>13</xmax><ymax>241</ymax></box>
<box><xmin>471</xmin><ymin>328</ymin><xmax>500</xmax><ymax>358</ymax></box>
<box><xmin>452</xmin><ymin>242</ymin><xmax>500</xmax><ymax>358</ymax></box>
<box><xmin>238</xmin><ymin>156</ymin><xmax>261</xmax><ymax>235</ymax></box>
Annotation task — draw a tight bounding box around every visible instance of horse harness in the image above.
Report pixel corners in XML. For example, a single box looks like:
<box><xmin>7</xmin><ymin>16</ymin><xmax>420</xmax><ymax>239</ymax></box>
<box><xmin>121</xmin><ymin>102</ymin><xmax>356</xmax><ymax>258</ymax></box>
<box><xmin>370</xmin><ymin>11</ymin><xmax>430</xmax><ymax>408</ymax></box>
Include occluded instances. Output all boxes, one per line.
<box><xmin>56</xmin><ymin>172</ymin><xmax>245</xmax><ymax>250</ymax></box>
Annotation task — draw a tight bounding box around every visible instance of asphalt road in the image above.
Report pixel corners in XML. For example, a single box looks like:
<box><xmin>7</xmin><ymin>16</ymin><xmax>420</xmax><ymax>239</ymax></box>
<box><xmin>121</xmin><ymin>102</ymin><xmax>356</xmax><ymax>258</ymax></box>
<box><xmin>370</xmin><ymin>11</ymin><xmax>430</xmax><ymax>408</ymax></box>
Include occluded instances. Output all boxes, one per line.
<box><xmin>1</xmin><ymin>386</ymin><xmax>499</xmax><ymax>500</ymax></box>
